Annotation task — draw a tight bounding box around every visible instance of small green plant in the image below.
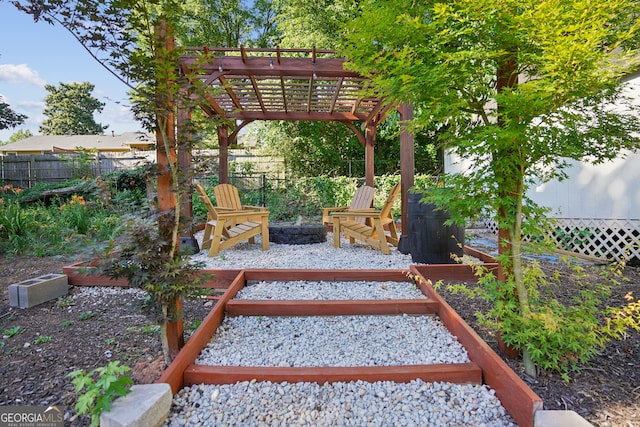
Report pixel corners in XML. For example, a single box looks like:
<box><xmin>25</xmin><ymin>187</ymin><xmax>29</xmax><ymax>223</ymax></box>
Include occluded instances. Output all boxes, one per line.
<box><xmin>121</xmin><ymin>349</ymin><xmax>143</xmax><ymax>361</ymax></box>
<box><xmin>187</xmin><ymin>319</ymin><xmax>202</xmax><ymax>333</ymax></box>
<box><xmin>67</xmin><ymin>361</ymin><xmax>133</xmax><ymax>427</ymax></box>
<box><xmin>57</xmin><ymin>296</ymin><xmax>76</xmax><ymax>309</ymax></box>
<box><xmin>3</xmin><ymin>326</ymin><xmax>25</xmax><ymax>338</ymax></box>
<box><xmin>59</xmin><ymin>194</ymin><xmax>91</xmax><ymax>235</ymax></box>
<box><xmin>79</xmin><ymin>311</ymin><xmax>96</xmax><ymax>321</ymax></box>
<box><xmin>105</xmin><ymin>338</ymin><xmax>116</xmax><ymax>346</ymax></box>
<box><xmin>140</xmin><ymin>324</ymin><xmax>160</xmax><ymax>334</ymax></box>
<box><xmin>60</xmin><ymin>320</ymin><xmax>74</xmax><ymax>328</ymax></box>
<box><xmin>0</xmin><ymin>341</ymin><xmax>5</xmax><ymax>348</ymax></box>
<box><xmin>33</xmin><ymin>335</ymin><xmax>52</xmax><ymax>344</ymax></box>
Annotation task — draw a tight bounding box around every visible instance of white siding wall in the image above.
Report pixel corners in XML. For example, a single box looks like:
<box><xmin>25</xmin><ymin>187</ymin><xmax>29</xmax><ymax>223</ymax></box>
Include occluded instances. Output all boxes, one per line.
<box><xmin>530</xmin><ymin>150</ymin><xmax>640</xmax><ymax>220</ymax></box>
<box><xmin>445</xmin><ymin>75</ymin><xmax>640</xmax><ymax>222</ymax></box>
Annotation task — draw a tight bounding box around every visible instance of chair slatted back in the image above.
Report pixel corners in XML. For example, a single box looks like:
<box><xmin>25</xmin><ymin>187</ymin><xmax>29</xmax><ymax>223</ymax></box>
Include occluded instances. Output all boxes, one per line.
<box><xmin>350</xmin><ymin>185</ymin><xmax>375</xmax><ymax>210</ymax></box>
<box><xmin>379</xmin><ymin>183</ymin><xmax>401</xmax><ymax>226</ymax></box>
<box><xmin>214</xmin><ymin>184</ymin><xmax>243</xmax><ymax>210</ymax></box>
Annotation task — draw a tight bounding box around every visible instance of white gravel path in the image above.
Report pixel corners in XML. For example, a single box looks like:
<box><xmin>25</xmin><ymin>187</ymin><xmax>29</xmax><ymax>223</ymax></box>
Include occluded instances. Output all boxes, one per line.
<box><xmin>163</xmin><ymin>230</ymin><xmax>517</xmax><ymax>426</ymax></box>
<box><xmin>190</xmin><ymin>231</ymin><xmax>414</xmax><ymax>270</ymax></box>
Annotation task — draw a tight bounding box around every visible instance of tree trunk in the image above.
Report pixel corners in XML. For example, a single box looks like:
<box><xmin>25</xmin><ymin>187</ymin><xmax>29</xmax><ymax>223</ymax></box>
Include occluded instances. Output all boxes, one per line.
<box><xmin>161</xmin><ymin>298</ymin><xmax>184</xmax><ymax>364</ymax></box>
<box><xmin>511</xmin><ymin>175</ymin><xmax>536</xmax><ymax>377</ymax></box>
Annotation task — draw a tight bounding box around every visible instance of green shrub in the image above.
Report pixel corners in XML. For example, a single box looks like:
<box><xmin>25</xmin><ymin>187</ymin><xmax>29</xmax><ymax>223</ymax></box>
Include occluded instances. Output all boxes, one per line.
<box><xmin>0</xmin><ymin>176</ymin><xmax>148</xmax><ymax>256</ymax></box>
<box><xmin>59</xmin><ymin>195</ymin><xmax>91</xmax><ymax>235</ymax></box>
<box><xmin>439</xmin><ymin>258</ymin><xmax>640</xmax><ymax>380</ymax></box>
<box><xmin>67</xmin><ymin>361</ymin><xmax>133</xmax><ymax>427</ymax></box>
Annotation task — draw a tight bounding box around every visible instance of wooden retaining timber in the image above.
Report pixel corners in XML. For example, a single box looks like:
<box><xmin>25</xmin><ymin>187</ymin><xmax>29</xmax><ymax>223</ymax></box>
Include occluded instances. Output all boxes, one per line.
<box><xmin>156</xmin><ymin>266</ymin><xmax>542</xmax><ymax>427</ymax></box>
<box><xmin>161</xmin><ymin>270</ymin><xmax>485</xmax><ymax>389</ymax></box>
<box><xmin>158</xmin><ymin>271</ymin><xmax>247</xmax><ymax>394</ymax></box>
<box><xmin>183</xmin><ymin>363</ymin><xmax>483</xmax><ymax>385</ymax></box>
<box><xmin>62</xmin><ymin>246</ymin><xmax>490</xmax><ymax>288</ymax></box>
<box><xmin>62</xmin><ymin>260</ymin><xmax>241</xmax><ymax>289</ymax></box>
<box><xmin>62</xmin><ymin>261</ymin><xmax>128</xmax><ymax>287</ymax></box>
<box><xmin>225</xmin><ymin>299</ymin><xmax>440</xmax><ymax>316</ymax></box>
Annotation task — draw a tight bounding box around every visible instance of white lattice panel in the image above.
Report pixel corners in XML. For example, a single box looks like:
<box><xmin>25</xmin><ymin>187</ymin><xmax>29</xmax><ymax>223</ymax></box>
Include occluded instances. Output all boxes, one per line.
<box><xmin>482</xmin><ymin>218</ymin><xmax>640</xmax><ymax>263</ymax></box>
<box><xmin>548</xmin><ymin>218</ymin><xmax>640</xmax><ymax>262</ymax></box>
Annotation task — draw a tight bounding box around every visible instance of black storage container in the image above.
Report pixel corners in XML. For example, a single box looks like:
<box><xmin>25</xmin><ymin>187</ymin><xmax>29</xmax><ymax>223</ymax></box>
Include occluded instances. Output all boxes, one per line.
<box><xmin>408</xmin><ymin>192</ymin><xmax>464</xmax><ymax>264</ymax></box>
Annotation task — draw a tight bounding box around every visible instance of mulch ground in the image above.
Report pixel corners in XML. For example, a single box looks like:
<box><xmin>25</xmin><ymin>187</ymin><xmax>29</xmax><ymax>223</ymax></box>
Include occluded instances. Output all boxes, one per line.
<box><xmin>0</xmin><ymin>249</ymin><xmax>638</xmax><ymax>426</ymax></box>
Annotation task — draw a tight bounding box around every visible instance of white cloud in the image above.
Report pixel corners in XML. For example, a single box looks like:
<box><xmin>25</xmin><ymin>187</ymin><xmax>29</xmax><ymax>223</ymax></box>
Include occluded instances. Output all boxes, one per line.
<box><xmin>17</xmin><ymin>99</ymin><xmax>45</xmax><ymax>109</ymax></box>
<box><xmin>0</xmin><ymin>63</ymin><xmax>46</xmax><ymax>86</ymax></box>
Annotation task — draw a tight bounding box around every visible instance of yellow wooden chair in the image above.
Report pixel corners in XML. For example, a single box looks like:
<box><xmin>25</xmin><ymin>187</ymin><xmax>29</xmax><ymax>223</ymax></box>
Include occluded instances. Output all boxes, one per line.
<box><xmin>321</xmin><ymin>184</ymin><xmax>376</xmax><ymax>227</ymax></box>
<box><xmin>332</xmin><ymin>182</ymin><xmax>401</xmax><ymax>254</ymax></box>
<box><xmin>195</xmin><ymin>184</ymin><xmax>270</xmax><ymax>257</ymax></box>
<box><xmin>214</xmin><ymin>183</ymin><xmax>267</xmax><ymax>225</ymax></box>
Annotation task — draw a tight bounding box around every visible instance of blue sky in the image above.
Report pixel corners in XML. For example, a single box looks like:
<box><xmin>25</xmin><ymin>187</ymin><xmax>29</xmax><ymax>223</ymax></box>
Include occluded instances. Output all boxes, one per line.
<box><xmin>0</xmin><ymin>2</ymin><xmax>143</xmax><ymax>142</ymax></box>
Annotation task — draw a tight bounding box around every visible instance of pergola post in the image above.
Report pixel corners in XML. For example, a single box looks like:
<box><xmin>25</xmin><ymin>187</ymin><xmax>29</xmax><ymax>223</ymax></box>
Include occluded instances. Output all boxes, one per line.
<box><xmin>217</xmin><ymin>125</ymin><xmax>229</xmax><ymax>184</ymax></box>
<box><xmin>177</xmin><ymin>89</ymin><xmax>199</xmax><ymax>252</ymax></box>
<box><xmin>398</xmin><ymin>104</ymin><xmax>415</xmax><ymax>253</ymax></box>
<box><xmin>155</xmin><ymin>19</ymin><xmax>184</xmax><ymax>361</ymax></box>
<box><xmin>364</xmin><ymin>121</ymin><xmax>376</xmax><ymax>187</ymax></box>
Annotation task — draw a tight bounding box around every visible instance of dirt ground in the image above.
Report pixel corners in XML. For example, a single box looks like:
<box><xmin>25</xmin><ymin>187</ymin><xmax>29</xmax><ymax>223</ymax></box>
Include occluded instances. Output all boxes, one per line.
<box><xmin>0</xmin><ymin>249</ymin><xmax>639</xmax><ymax>426</ymax></box>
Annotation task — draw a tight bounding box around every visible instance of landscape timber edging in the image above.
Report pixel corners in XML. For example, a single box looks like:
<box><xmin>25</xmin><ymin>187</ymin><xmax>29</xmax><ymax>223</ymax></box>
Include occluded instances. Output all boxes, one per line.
<box><xmin>62</xmin><ymin>260</ymin><xmax>241</xmax><ymax>290</ymax></box>
<box><xmin>156</xmin><ymin>266</ymin><xmax>542</xmax><ymax>427</ymax></box>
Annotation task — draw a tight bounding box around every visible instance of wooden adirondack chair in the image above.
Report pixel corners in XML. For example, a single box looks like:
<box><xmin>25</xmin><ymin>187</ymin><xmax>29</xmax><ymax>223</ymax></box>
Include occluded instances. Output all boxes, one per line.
<box><xmin>214</xmin><ymin>183</ymin><xmax>266</xmax><ymax>225</ymax></box>
<box><xmin>332</xmin><ymin>182</ymin><xmax>401</xmax><ymax>255</ymax></box>
<box><xmin>321</xmin><ymin>185</ymin><xmax>376</xmax><ymax>227</ymax></box>
<box><xmin>195</xmin><ymin>184</ymin><xmax>270</xmax><ymax>257</ymax></box>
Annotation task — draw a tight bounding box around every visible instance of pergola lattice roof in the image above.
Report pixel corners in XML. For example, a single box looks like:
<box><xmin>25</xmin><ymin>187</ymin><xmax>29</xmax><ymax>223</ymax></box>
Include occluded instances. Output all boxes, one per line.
<box><xmin>179</xmin><ymin>47</ymin><xmax>387</xmax><ymax>123</ymax></box>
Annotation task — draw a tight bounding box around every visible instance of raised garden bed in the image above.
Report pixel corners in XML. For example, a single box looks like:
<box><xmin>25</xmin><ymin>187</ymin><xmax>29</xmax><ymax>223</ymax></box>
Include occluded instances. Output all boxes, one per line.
<box><xmin>158</xmin><ymin>267</ymin><xmax>541</xmax><ymax>427</ymax></box>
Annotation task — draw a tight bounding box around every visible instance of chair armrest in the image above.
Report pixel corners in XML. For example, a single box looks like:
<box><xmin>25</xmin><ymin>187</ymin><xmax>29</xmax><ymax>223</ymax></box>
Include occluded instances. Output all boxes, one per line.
<box><xmin>242</xmin><ymin>205</ymin><xmax>267</xmax><ymax>212</ymax></box>
<box><xmin>217</xmin><ymin>210</ymin><xmax>270</xmax><ymax>220</ymax></box>
<box><xmin>323</xmin><ymin>206</ymin><xmax>348</xmax><ymax>213</ymax></box>
<box><xmin>333</xmin><ymin>209</ymin><xmax>382</xmax><ymax>219</ymax></box>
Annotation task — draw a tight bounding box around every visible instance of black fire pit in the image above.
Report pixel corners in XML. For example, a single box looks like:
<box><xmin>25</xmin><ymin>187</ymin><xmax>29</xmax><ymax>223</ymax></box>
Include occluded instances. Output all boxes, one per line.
<box><xmin>268</xmin><ymin>223</ymin><xmax>327</xmax><ymax>245</ymax></box>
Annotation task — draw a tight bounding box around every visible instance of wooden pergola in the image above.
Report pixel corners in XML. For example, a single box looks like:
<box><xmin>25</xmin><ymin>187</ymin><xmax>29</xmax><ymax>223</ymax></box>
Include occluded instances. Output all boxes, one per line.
<box><xmin>167</xmin><ymin>45</ymin><xmax>416</xmax><ymax>247</ymax></box>
<box><xmin>177</xmin><ymin>47</ymin><xmax>416</xmax><ymax>239</ymax></box>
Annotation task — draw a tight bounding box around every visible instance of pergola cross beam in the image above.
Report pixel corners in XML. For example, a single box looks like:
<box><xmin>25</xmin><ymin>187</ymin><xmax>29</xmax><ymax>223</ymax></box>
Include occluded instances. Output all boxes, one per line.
<box><xmin>179</xmin><ymin>47</ymin><xmax>383</xmax><ymax>123</ymax></box>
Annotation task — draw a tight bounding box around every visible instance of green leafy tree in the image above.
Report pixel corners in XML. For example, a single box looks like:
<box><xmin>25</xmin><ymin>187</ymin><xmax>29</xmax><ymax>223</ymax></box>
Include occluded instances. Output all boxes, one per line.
<box><xmin>256</xmin><ymin>120</ymin><xmax>368</xmax><ymax>176</ymax></box>
<box><xmin>250</xmin><ymin>0</ymin><xmax>281</xmax><ymax>48</ymax></box>
<box><xmin>39</xmin><ymin>82</ymin><xmax>107</xmax><ymax>135</ymax></box>
<box><xmin>11</xmin><ymin>0</ymin><xmax>194</xmax><ymax>362</ymax></box>
<box><xmin>176</xmin><ymin>0</ymin><xmax>277</xmax><ymax>48</ymax></box>
<box><xmin>273</xmin><ymin>0</ymin><xmax>356</xmax><ymax>49</ymax></box>
<box><xmin>8</xmin><ymin>129</ymin><xmax>33</xmax><ymax>143</ymax></box>
<box><xmin>0</xmin><ymin>100</ymin><xmax>27</xmax><ymax>130</ymax></box>
<box><xmin>257</xmin><ymin>0</ymin><xmax>439</xmax><ymax>178</ymax></box>
<box><xmin>255</xmin><ymin>116</ymin><xmax>442</xmax><ymax>177</ymax></box>
<box><xmin>342</xmin><ymin>0</ymin><xmax>640</xmax><ymax>377</ymax></box>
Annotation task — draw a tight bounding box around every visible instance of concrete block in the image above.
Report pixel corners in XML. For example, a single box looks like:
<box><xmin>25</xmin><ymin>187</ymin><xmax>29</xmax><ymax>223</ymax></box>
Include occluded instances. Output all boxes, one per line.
<box><xmin>8</xmin><ymin>274</ymin><xmax>68</xmax><ymax>309</ymax></box>
<box><xmin>100</xmin><ymin>383</ymin><xmax>172</xmax><ymax>427</ymax></box>
<box><xmin>535</xmin><ymin>410</ymin><xmax>594</xmax><ymax>427</ymax></box>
